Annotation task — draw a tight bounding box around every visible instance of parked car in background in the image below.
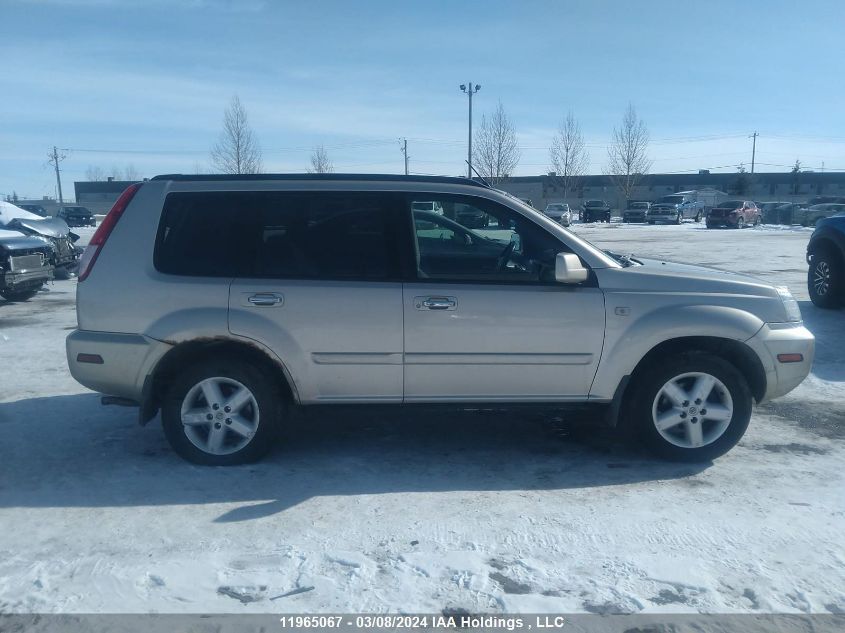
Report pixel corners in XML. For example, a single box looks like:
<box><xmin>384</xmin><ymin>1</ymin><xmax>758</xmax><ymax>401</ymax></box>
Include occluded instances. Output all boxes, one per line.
<box><xmin>582</xmin><ymin>199</ymin><xmax>612</xmax><ymax>223</ymax></box>
<box><xmin>67</xmin><ymin>174</ymin><xmax>813</xmax><ymax>466</ymax></box>
<box><xmin>806</xmin><ymin>196</ymin><xmax>845</xmax><ymax>207</ymax></box>
<box><xmin>796</xmin><ymin>203</ymin><xmax>845</xmax><ymax>227</ymax></box>
<box><xmin>57</xmin><ymin>205</ymin><xmax>96</xmax><ymax>227</ymax></box>
<box><xmin>0</xmin><ymin>201</ymin><xmax>82</xmax><ymax>277</ymax></box>
<box><xmin>411</xmin><ymin>201</ymin><xmax>444</xmax><ymax>215</ymax></box>
<box><xmin>15</xmin><ymin>203</ymin><xmax>50</xmax><ymax>217</ymax></box>
<box><xmin>0</xmin><ymin>229</ymin><xmax>54</xmax><ymax>301</ymax></box>
<box><xmin>757</xmin><ymin>201</ymin><xmax>801</xmax><ymax>225</ymax></box>
<box><xmin>706</xmin><ymin>200</ymin><xmax>761</xmax><ymax>229</ymax></box>
<box><xmin>622</xmin><ymin>201</ymin><xmax>651</xmax><ymax>223</ymax></box>
<box><xmin>543</xmin><ymin>202</ymin><xmax>572</xmax><ymax>226</ymax></box>
<box><xmin>806</xmin><ymin>212</ymin><xmax>845</xmax><ymax>308</ymax></box>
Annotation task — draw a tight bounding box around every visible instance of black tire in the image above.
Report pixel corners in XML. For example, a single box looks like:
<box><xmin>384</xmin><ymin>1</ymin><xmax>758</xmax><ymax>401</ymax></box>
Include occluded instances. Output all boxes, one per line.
<box><xmin>705</xmin><ymin>222</ymin><xmax>715</xmax><ymax>229</ymax></box>
<box><xmin>694</xmin><ymin>212</ymin><xmax>701</xmax><ymax>222</ymax></box>
<box><xmin>808</xmin><ymin>246</ymin><xmax>844</xmax><ymax>309</ymax></box>
<box><xmin>0</xmin><ymin>287</ymin><xmax>40</xmax><ymax>302</ymax></box>
<box><xmin>674</xmin><ymin>212</ymin><xmax>682</xmax><ymax>225</ymax></box>
<box><xmin>736</xmin><ymin>217</ymin><xmax>745</xmax><ymax>229</ymax></box>
<box><xmin>161</xmin><ymin>358</ymin><xmax>285</xmax><ymax>465</ymax></box>
<box><xmin>628</xmin><ymin>352</ymin><xmax>752</xmax><ymax>462</ymax></box>
<box><xmin>648</xmin><ymin>221</ymin><xmax>655</xmax><ymax>225</ymax></box>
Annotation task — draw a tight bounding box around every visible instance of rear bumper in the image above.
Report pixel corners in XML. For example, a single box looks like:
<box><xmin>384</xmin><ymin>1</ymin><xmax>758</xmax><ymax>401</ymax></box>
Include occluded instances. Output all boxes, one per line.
<box><xmin>745</xmin><ymin>323</ymin><xmax>815</xmax><ymax>402</ymax></box>
<box><xmin>623</xmin><ymin>213</ymin><xmax>646</xmax><ymax>222</ymax></box>
<box><xmin>66</xmin><ymin>330</ymin><xmax>172</xmax><ymax>401</ymax></box>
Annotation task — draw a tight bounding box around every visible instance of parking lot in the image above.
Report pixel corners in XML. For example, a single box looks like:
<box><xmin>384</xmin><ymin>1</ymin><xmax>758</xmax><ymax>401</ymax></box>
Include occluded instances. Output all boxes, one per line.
<box><xmin>0</xmin><ymin>222</ymin><xmax>843</xmax><ymax>614</ymax></box>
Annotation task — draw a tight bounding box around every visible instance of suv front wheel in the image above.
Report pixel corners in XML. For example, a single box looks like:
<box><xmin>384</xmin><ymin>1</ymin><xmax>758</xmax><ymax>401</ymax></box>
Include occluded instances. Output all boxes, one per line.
<box><xmin>162</xmin><ymin>359</ymin><xmax>284</xmax><ymax>465</ymax></box>
<box><xmin>808</xmin><ymin>247</ymin><xmax>843</xmax><ymax>308</ymax></box>
<box><xmin>631</xmin><ymin>353</ymin><xmax>752</xmax><ymax>462</ymax></box>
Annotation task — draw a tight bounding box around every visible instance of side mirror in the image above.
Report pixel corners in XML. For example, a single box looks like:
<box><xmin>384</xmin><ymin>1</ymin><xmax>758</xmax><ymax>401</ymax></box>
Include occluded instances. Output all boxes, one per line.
<box><xmin>555</xmin><ymin>252</ymin><xmax>589</xmax><ymax>284</ymax></box>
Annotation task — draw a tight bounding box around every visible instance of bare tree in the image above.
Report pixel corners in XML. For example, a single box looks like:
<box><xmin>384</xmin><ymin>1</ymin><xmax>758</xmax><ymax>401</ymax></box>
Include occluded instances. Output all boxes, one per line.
<box><xmin>307</xmin><ymin>145</ymin><xmax>334</xmax><ymax>173</ymax></box>
<box><xmin>124</xmin><ymin>164</ymin><xmax>141</xmax><ymax>181</ymax></box>
<box><xmin>473</xmin><ymin>100</ymin><xmax>521</xmax><ymax>185</ymax></box>
<box><xmin>85</xmin><ymin>165</ymin><xmax>105</xmax><ymax>181</ymax></box>
<box><xmin>210</xmin><ymin>95</ymin><xmax>263</xmax><ymax>174</ymax></box>
<box><xmin>109</xmin><ymin>165</ymin><xmax>124</xmax><ymax>180</ymax></box>
<box><xmin>605</xmin><ymin>103</ymin><xmax>652</xmax><ymax>204</ymax></box>
<box><xmin>549</xmin><ymin>111</ymin><xmax>588</xmax><ymax>199</ymax></box>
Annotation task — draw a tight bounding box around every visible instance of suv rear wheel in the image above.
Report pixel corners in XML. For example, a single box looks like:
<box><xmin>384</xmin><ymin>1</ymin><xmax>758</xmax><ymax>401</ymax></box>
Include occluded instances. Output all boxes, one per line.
<box><xmin>162</xmin><ymin>359</ymin><xmax>284</xmax><ymax>465</ymax></box>
<box><xmin>631</xmin><ymin>353</ymin><xmax>752</xmax><ymax>462</ymax></box>
<box><xmin>808</xmin><ymin>247</ymin><xmax>843</xmax><ymax>308</ymax></box>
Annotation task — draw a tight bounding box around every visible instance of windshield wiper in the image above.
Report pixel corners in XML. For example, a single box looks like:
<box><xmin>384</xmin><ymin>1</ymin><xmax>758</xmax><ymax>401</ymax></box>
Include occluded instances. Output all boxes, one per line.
<box><xmin>604</xmin><ymin>250</ymin><xmax>641</xmax><ymax>267</ymax></box>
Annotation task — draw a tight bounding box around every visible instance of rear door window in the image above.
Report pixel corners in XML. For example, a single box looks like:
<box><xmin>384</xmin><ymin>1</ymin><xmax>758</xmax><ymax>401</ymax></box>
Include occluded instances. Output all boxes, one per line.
<box><xmin>155</xmin><ymin>191</ymin><xmax>404</xmax><ymax>279</ymax></box>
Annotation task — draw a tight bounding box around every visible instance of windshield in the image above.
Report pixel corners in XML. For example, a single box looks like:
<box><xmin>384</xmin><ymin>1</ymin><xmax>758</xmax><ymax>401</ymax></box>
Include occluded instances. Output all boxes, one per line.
<box><xmin>585</xmin><ymin>200</ymin><xmax>604</xmax><ymax>207</ymax></box>
<box><xmin>630</xmin><ymin>202</ymin><xmax>648</xmax><ymax>209</ymax></box>
<box><xmin>715</xmin><ymin>200</ymin><xmax>744</xmax><ymax>209</ymax></box>
<box><xmin>656</xmin><ymin>195</ymin><xmax>684</xmax><ymax>204</ymax></box>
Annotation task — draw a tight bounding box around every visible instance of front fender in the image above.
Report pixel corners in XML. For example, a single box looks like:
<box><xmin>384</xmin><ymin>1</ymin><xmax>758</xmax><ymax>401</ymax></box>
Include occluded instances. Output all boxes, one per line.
<box><xmin>589</xmin><ymin>303</ymin><xmax>765</xmax><ymax>400</ymax></box>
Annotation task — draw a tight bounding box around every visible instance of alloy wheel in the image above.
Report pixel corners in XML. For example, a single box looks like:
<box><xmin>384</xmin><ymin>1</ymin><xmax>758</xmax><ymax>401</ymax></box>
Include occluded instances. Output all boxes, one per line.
<box><xmin>180</xmin><ymin>377</ymin><xmax>260</xmax><ymax>455</ymax></box>
<box><xmin>651</xmin><ymin>372</ymin><xmax>734</xmax><ymax>449</ymax></box>
<box><xmin>813</xmin><ymin>260</ymin><xmax>831</xmax><ymax>296</ymax></box>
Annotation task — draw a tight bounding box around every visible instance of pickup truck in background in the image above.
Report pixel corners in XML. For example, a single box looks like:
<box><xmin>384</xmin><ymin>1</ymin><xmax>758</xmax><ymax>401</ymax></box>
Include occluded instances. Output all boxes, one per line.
<box><xmin>648</xmin><ymin>190</ymin><xmax>727</xmax><ymax>225</ymax></box>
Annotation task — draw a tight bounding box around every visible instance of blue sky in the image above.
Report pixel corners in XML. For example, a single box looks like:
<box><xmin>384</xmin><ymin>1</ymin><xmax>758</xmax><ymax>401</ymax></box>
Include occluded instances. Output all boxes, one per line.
<box><xmin>2</xmin><ymin>0</ymin><xmax>844</xmax><ymax>200</ymax></box>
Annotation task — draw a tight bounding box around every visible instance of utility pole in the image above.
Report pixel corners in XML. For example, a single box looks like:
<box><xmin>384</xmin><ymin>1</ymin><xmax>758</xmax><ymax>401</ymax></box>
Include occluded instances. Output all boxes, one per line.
<box><xmin>459</xmin><ymin>82</ymin><xmax>481</xmax><ymax>178</ymax></box>
<box><xmin>48</xmin><ymin>146</ymin><xmax>66</xmax><ymax>204</ymax></box>
<box><xmin>400</xmin><ymin>138</ymin><xmax>409</xmax><ymax>175</ymax></box>
<box><xmin>749</xmin><ymin>131</ymin><xmax>758</xmax><ymax>175</ymax></box>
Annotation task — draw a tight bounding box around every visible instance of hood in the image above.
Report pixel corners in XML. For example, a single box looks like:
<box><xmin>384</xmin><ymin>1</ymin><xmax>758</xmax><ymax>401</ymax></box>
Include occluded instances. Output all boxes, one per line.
<box><xmin>7</xmin><ymin>217</ymin><xmax>71</xmax><ymax>238</ymax></box>
<box><xmin>603</xmin><ymin>257</ymin><xmax>779</xmax><ymax>298</ymax></box>
<box><xmin>650</xmin><ymin>203</ymin><xmax>679</xmax><ymax>210</ymax></box>
<box><xmin>0</xmin><ymin>200</ymin><xmax>44</xmax><ymax>225</ymax></box>
<box><xmin>0</xmin><ymin>231</ymin><xmax>52</xmax><ymax>251</ymax></box>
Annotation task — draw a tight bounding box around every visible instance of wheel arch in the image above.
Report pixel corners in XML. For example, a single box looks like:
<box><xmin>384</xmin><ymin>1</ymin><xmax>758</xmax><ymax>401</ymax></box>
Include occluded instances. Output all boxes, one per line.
<box><xmin>612</xmin><ymin>336</ymin><xmax>767</xmax><ymax>429</ymax></box>
<box><xmin>140</xmin><ymin>336</ymin><xmax>299</xmax><ymax>425</ymax></box>
<box><xmin>808</xmin><ymin>235</ymin><xmax>844</xmax><ymax>260</ymax></box>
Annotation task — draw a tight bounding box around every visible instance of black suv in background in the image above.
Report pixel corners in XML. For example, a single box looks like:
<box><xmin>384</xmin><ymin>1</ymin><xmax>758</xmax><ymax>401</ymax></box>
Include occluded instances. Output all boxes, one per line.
<box><xmin>807</xmin><ymin>213</ymin><xmax>845</xmax><ymax>308</ymax></box>
<box><xmin>57</xmin><ymin>205</ymin><xmax>96</xmax><ymax>227</ymax></box>
<box><xmin>582</xmin><ymin>200</ymin><xmax>612</xmax><ymax>223</ymax></box>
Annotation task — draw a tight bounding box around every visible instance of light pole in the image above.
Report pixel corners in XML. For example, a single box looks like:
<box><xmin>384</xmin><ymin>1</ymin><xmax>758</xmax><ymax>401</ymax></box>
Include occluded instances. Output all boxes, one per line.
<box><xmin>460</xmin><ymin>82</ymin><xmax>480</xmax><ymax>178</ymax></box>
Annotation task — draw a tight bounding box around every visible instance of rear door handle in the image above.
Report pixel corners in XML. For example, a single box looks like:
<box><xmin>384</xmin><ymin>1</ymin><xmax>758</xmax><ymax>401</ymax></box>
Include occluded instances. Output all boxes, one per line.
<box><xmin>247</xmin><ymin>293</ymin><xmax>284</xmax><ymax>307</ymax></box>
<box><xmin>415</xmin><ymin>296</ymin><xmax>457</xmax><ymax>311</ymax></box>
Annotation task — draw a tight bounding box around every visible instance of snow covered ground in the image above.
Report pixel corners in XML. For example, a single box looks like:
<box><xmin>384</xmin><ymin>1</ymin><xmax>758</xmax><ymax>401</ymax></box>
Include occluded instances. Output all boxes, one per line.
<box><xmin>0</xmin><ymin>222</ymin><xmax>843</xmax><ymax>615</ymax></box>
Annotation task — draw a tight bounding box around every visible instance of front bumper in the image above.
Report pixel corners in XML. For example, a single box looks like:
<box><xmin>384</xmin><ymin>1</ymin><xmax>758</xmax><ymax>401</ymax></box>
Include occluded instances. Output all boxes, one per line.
<box><xmin>744</xmin><ymin>323</ymin><xmax>815</xmax><ymax>402</ymax></box>
<box><xmin>3</xmin><ymin>266</ymin><xmax>53</xmax><ymax>290</ymax></box>
<box><xmin>623</xmin><ymin>213</ymin><xmax>647</xmax><ymax>222</ymax></box>
<box><xmin>706</xmin><ymin>217</ymin><xmax>739</xmax><ymax>227</ymax></box>
<box><xmin>66</xmin><ymin>330</ymin><xmax>172</xmax><ymax>401</ymax></box>
<box><xmin>648</xmin><ymin>212</ymin><xmax>679</xmax><ymax>222</ymax></box>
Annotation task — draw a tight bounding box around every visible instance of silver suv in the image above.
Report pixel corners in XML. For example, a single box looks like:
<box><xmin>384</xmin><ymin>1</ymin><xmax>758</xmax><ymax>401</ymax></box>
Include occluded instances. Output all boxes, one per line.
<box><xmin>67</xmin><ymin>175</ymin><xmax>814</xmax><ymax>465</ymax></box>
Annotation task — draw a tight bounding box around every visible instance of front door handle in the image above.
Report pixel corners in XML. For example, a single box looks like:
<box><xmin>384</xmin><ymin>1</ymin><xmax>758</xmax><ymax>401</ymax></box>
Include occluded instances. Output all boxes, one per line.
<box><xmin>415</xmin><ymin>296</ymin><xmax>457</xmax><ymax>311</ymax></box>
<box><xmin>247</xmin><ymin>293</ymin><xmax>283</xmax><ymax>307</ymax></box>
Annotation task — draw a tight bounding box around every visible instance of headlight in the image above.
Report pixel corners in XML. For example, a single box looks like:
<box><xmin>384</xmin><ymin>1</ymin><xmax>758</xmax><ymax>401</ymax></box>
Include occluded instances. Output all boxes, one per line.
<box><xmin>776</xmin><ymin>286</ymin><xmax>802</xmax><ymax>322</ymax></box>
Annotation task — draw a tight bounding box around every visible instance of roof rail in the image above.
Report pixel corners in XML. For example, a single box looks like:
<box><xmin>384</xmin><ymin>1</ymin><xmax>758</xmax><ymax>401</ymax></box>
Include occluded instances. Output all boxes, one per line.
<box><xmin>150</xmin><ymin>173</ymin><xmax>491</xmax><ymax>188</ymax></box>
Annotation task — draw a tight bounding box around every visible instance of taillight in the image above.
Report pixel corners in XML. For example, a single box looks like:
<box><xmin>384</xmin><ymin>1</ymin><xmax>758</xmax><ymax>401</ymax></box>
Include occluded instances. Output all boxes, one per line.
<box><xmin>77</xmin><ymin>183</ymin><xmax>142</xmax><ymax>282</ymax></box>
